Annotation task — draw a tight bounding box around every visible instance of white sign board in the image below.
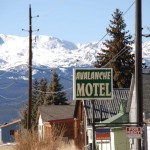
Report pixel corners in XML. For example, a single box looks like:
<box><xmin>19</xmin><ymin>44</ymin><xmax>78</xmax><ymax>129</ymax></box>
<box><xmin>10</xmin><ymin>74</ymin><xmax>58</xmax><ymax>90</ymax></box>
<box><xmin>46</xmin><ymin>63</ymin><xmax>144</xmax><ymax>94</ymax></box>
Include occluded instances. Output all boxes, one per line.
<box><xmin>126</xmin><ymin>127</ymin><xmax>142</xmax><ymax>139</ymax></box>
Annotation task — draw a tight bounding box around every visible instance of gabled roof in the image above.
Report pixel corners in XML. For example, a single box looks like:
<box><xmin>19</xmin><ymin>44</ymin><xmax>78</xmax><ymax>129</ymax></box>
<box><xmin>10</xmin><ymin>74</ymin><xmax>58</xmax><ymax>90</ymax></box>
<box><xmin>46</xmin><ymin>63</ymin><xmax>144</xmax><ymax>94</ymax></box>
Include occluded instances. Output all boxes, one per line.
<box><xmin>38</xmin><ymin>105</ymin><xmax>75</xmax><ymax>122</ymax></box>
<box><xmin>99</xmin><ymin>113</ymin><xmax>129</xmax><ymax>126</ymax></box>
<box><xmin>83</xmin><ymin>88</ymin><xmax>130</xmax><ymax>121</ymax></box>
<box><xmin>0</xmin><ymin>119</ymin><xmax>21</xmax><ymax>128</ymax></box>
<box><xmin>98</xmin><ymin>100</ymin><xmax>129</xmax><ymax>126</ymax></box>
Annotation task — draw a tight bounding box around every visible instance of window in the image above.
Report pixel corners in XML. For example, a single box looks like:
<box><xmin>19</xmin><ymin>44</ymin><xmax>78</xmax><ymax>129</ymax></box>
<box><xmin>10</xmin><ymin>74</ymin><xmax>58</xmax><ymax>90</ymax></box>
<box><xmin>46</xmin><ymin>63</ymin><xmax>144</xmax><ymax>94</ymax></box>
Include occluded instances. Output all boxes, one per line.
<box><xmin>10</xmin><ymin>130</ymin><xmax>14</xmax><ymax>135</ymax></box>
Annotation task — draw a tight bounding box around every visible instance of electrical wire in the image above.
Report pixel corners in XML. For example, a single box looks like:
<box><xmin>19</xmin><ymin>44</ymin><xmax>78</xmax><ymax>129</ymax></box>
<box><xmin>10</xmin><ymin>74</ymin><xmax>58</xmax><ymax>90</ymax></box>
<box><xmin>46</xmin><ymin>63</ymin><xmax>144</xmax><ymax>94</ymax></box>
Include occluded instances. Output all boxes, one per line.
<box><xmin>0</xmin><ymin>92</ymin><xmax>27</xmax><ymax>100</ymax></box>
<box><xmin>34</xmin><ymin>87</ymin><xmax>73</xmax><ymax>95</ymax></box>
<box><xmin>102</xmin><ymin>45</ymin><xmax>131</xmax><ymax>68</ymax></box>
<box><xmin>123</xmin><ymin>1</ymin><xmax>135</xmax><ymax>16</ymax></box>
<box><xmin>0</xmin><ymin>80</ymin><xmax>17</xmax><ymax>90</ymax></box>
<box><xmin>0</xmin><ymin>1</ymin><xmax>139</xmax><ymax>106</ymax></box>
<box><xmin>0</xmin><ymin>99</ymin><xmax>27</xmax><ymax>106</ymax></box>
<box><xmin>0</xmin><ymin>46</ymin><xmax>133</xmax><ymax>102</ymax></box>
<box><xmin>1</xmin><ymin>40</ymin><xmax>149</xmax><ymax>104</ymax></box>
<box><xmin>55</xmin><ymin>0</ymin><xmax>135</xmax><ymax>63</ymax></box>
<box><xmin>31</xmin><ymin>65</ymin><xmax>73</xmax><ymax>82</ymax></box>
<box><xmin>95</xmin><ymin>1</ymin><xmax>135</xmax><ymax>46</ymax></box>
<box><xmin>0</xmin><ymin>42</ymin><xmax>147</xmax><ymax>105</ymax></box>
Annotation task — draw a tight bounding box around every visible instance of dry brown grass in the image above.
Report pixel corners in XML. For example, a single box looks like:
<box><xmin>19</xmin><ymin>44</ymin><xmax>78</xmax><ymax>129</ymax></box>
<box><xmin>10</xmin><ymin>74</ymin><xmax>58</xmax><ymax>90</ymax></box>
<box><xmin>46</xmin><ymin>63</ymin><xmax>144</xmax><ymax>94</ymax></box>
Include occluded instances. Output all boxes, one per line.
<box><xmin>13</xmin><ymin>126</ymin><xmax>78</xmax><ymax>150</ymax></box>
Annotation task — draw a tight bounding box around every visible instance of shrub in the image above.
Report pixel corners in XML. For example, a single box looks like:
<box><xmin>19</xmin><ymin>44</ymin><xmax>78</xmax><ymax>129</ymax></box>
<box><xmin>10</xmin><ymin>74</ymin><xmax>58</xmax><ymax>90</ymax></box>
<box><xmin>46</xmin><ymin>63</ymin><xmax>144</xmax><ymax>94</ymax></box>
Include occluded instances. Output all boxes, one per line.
<box><xmin>14</xmin><ymin>126</ymin><xmax>78</xmax><ymax>150</ymax></box>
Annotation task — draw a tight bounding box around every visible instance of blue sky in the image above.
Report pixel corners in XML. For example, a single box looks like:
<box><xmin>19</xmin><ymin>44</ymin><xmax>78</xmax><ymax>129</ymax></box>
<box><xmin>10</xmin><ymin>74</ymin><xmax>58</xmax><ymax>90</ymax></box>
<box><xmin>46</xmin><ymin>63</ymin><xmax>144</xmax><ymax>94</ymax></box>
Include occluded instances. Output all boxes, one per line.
<box><xmin>0</xmin><ymin>0</ymin><xmax>149</xmax><ymax>44</ymax></box>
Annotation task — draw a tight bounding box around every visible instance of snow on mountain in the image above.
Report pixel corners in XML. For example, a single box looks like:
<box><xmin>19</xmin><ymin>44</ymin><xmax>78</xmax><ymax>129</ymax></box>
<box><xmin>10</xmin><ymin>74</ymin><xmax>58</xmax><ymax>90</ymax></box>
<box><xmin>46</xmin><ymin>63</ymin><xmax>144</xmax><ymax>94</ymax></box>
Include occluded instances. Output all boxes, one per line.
<box><xmin>142</xmin><ymin>41</ymin><xmax>150</xmax><ymax>66</ymax></box>
<box><xmin>0</xmin><ymin>34</ymin><xmax>150</xmax><ymax>124</ymax></box>
<box><xmin>0</xmin><ymin>34</ymin><xmax>102</xmax><ymax>124</ymax></box>
<box><xmin>0</xmin><ymin>34</ymin><xmax>149</xmax><ymax>71</ymax></box>
<box><xmin>0</xmin><ymin>34</ymin><xmax>102</xmax><ymax>71</ymax></box>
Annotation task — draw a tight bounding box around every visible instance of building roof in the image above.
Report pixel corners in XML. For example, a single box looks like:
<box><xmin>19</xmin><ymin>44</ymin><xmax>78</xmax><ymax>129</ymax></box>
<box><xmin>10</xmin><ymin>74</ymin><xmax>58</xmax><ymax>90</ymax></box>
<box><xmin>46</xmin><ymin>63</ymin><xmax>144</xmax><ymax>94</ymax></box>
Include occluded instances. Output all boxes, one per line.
<box><xmin>97</xmin><ymin>100</ymin><xmax>129</xmax><ymax>126</ymax></box>
<box><xmin>38</xmin><ymin>104</ymin><xmax>75</xmax><ymax>122</ymax></box>
<box><xmin>83</xmin><ymin>88</ymin><xmax>130</xmax><ymax>121</ymax></box>
<box><xmin>98</xmin><ymin>113</ymin><xmax>129</xmax><ymax>126</ymax></box>
<box><xmin>0</xmin><ymin>119</ymin><xmax>21</xmax><ymax>128</ymax></box>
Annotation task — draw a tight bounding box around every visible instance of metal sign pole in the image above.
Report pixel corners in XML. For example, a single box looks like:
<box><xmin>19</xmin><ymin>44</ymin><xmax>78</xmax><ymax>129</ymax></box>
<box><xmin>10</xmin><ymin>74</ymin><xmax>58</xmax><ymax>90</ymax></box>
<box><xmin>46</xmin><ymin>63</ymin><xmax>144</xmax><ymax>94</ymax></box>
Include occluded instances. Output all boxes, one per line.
<box><xmin>92</xmin><ymin>100</ymin><xmax>96</xmax><ymax>150</ymax></box>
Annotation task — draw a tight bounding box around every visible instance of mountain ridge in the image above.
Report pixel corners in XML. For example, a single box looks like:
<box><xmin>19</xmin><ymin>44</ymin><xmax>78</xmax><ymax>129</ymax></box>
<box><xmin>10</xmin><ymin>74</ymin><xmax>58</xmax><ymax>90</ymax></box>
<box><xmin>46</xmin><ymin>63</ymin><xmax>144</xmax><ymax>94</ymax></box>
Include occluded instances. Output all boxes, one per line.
<box><xmin>0</xmin><ymin>34</ymin><xmax>101</xmax><ymax>124</ymax></box>
<box><xmin>0</xmin><ymin>34</ymin><xmax>150</xmax><ymax>124</ymax></box>
<box><xmin>0</xmin><ymin>34</ymin><xmax>102</xmax><ymax>70</ymax></box>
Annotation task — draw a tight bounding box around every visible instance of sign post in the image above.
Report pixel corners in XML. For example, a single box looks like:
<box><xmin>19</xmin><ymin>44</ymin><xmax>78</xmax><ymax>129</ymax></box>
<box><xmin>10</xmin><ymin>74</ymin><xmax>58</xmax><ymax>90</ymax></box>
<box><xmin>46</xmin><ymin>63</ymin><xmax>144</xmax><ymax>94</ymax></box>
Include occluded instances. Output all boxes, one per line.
<box><xmin>92</xmin><ymin>100</ymin><xmax>96</xmax><ymax>150</ymax></box>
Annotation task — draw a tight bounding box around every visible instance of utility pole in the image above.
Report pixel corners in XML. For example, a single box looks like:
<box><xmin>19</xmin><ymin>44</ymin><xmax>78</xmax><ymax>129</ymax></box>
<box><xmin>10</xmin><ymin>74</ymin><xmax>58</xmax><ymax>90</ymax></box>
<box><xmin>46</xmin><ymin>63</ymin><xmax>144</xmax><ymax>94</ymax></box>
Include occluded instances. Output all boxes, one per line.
<box><xmin>135</xmin><ymin>0</ymin><xmax>142</xmax><ymax>149</ymax></box>
<box><xmin>26</xmin><ymin>4</ymin><xmax>39</xmax><ymax>130</ymax></box>
<box><xmin>92</xmin><ymin>100</ymin><xmax>96</xmax><ymax>150</ymax></box>
<box><xmin>27</xmin><ymin>4</ymin><xmax>32</xmax><ymax>131</ymax></box>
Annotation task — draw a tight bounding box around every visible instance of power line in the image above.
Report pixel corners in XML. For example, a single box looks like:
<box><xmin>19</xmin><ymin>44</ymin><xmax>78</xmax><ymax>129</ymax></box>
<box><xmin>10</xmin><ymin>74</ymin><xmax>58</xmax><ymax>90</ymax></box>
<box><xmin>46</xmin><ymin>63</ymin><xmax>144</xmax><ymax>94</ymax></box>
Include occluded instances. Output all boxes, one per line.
<box><xmin>58</xmin><ymin>0</ymin><xmax>135</xmax><ymax>68</ymax></box>
<box><xmin>0</xmin><ymin>80</ymin><xmax>17</xmax><ymax>90</ymax></box>
<box><xmin>102</xmin><ymin>45</ymin><xmax>132</xmax><ymax>68</ymax></box>
<box><xmin>95</xmin><ymin>1</ymin><xmax>135</xmax><ymax>45</ymax></box>
<box><xmin>0</xmin><ymin>99</ymin><xmax>27</xmax><ymax>106</ymax></box>
<box><xmin>1</xmin><ymin>40</ymin><xmax>149</xmax><ymax>103</ymax></box>
<box><xmin>0</xmin><ymin>92</ymin><xmax>27</xmax><ymax>100</ymax></box>
<box><xmin>0</xmin><ymin>1</ymin><xmax>135</xmax><ymax>86</ymax></box>
<box><xmin>34</xmin><ymin>87</ymin><xmax>73</xmax><ymax>95</ymax></box>
<box><xmin>0</xmin><ymin>1</ymin><xmax>137</xmax><ymax>111</ymax></box>
<box><xmin>123</xmin><ymin>1</ymin><xmax>135</xmax><ymax>16</ymax></box>
<box><xmin>31</xmin><ymin>65</ymin><xmax>73</xmax><ymax>82</ymax></box>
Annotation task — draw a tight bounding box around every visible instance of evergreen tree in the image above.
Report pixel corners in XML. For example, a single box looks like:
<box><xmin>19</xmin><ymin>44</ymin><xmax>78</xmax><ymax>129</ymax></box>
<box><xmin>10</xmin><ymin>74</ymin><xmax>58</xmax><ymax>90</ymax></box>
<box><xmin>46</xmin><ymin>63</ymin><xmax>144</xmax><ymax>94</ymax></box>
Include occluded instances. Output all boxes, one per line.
<box><xmin>46</xmin><ymin>70</ymin><xmax>68</xmax><ymax>105</ymax></box>
<box><xmin>37</xmin><ymin>77</ymin><xmax>47</xmax><ymax>106</ymax></box>
<box><xmin>45</xmin><ymin>80</ymin><xmax>53</xmax><ymax>105</ymax></box>
<box><xmin>21</xmin><ymin>72</ymin><xmax>68</xmax><ymax>129</ymax></box>
<box><xmin>31</xmin><ymin>79</ymin><xmax>40</xmax><ymax>129</ymax></box>
<box><xmin>21</xmin><ymin>79</ymin><xmax>40</xmax><ymax>129</ymax></box>
<box><xmin>94</xmin><ymin>9</ymin><xmax>134</xmax><ymax>88</ymax></box>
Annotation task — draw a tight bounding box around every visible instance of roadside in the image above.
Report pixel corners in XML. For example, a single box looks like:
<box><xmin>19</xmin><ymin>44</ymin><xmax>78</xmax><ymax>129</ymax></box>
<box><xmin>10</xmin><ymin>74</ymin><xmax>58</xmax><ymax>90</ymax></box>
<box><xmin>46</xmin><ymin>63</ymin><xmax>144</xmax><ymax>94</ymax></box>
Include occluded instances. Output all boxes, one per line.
<box><xmin>0</xmin><ymin>143</ymin><xmax>15</xmax><ymax>150</ymax></box>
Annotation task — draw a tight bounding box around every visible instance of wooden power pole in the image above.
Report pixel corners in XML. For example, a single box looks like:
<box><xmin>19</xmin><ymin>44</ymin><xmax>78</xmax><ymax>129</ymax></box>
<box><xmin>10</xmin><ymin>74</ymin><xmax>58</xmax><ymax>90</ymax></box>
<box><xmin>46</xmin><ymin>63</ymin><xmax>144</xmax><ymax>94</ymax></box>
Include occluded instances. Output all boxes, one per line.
<box><xmin>27</xmin><ymin>4</ymin><xmax>32</xmax><ymax>131</ymax></box>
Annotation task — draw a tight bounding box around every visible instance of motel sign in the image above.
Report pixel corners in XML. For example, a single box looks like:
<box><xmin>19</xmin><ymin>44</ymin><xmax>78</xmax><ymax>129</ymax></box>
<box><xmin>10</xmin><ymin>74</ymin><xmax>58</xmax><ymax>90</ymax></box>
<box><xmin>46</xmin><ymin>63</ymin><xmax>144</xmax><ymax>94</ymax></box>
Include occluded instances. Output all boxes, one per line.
<box><xmin>73</xmin><ymin>68</ymin><xmax>113</xmax><ymax>100</ymax></box>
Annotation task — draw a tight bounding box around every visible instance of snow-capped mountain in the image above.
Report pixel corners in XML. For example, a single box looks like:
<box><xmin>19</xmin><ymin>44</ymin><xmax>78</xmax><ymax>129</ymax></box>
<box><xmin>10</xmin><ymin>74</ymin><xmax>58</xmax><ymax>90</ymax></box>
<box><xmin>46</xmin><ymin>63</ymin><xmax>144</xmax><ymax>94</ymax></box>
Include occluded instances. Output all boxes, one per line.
<box><xmin>0</xmin><ymin>34</ymin><xmax>104</xmax><ymax>124</ymax></box>
<box><xmin>0</xmin><ymin>34</ymin><xmax>102</xmax><ymax>70</ymax></box>
<box><xmin>0</xmin><ymin>34</ymin><xmax>150</xmax><ymax>124</ymax></box>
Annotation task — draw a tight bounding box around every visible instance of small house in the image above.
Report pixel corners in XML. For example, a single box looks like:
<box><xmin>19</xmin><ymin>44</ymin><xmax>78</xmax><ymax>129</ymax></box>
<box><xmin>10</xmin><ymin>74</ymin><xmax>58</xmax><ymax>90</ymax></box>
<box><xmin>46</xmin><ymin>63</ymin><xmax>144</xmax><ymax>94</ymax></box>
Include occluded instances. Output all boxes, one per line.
<box><xmin>0</xmin><ymin>119</ymin><xmax>21</xmax><ymax>144</ymax></box>
<box><xmin>37</xmin><ymin>104</ymin><xmax>75</xmax><ymax>141</ymax></box>
<box><xmin>96</xmin><ymin>99</ymin><xmax>130</xmax><ymax>150</ymax></box>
